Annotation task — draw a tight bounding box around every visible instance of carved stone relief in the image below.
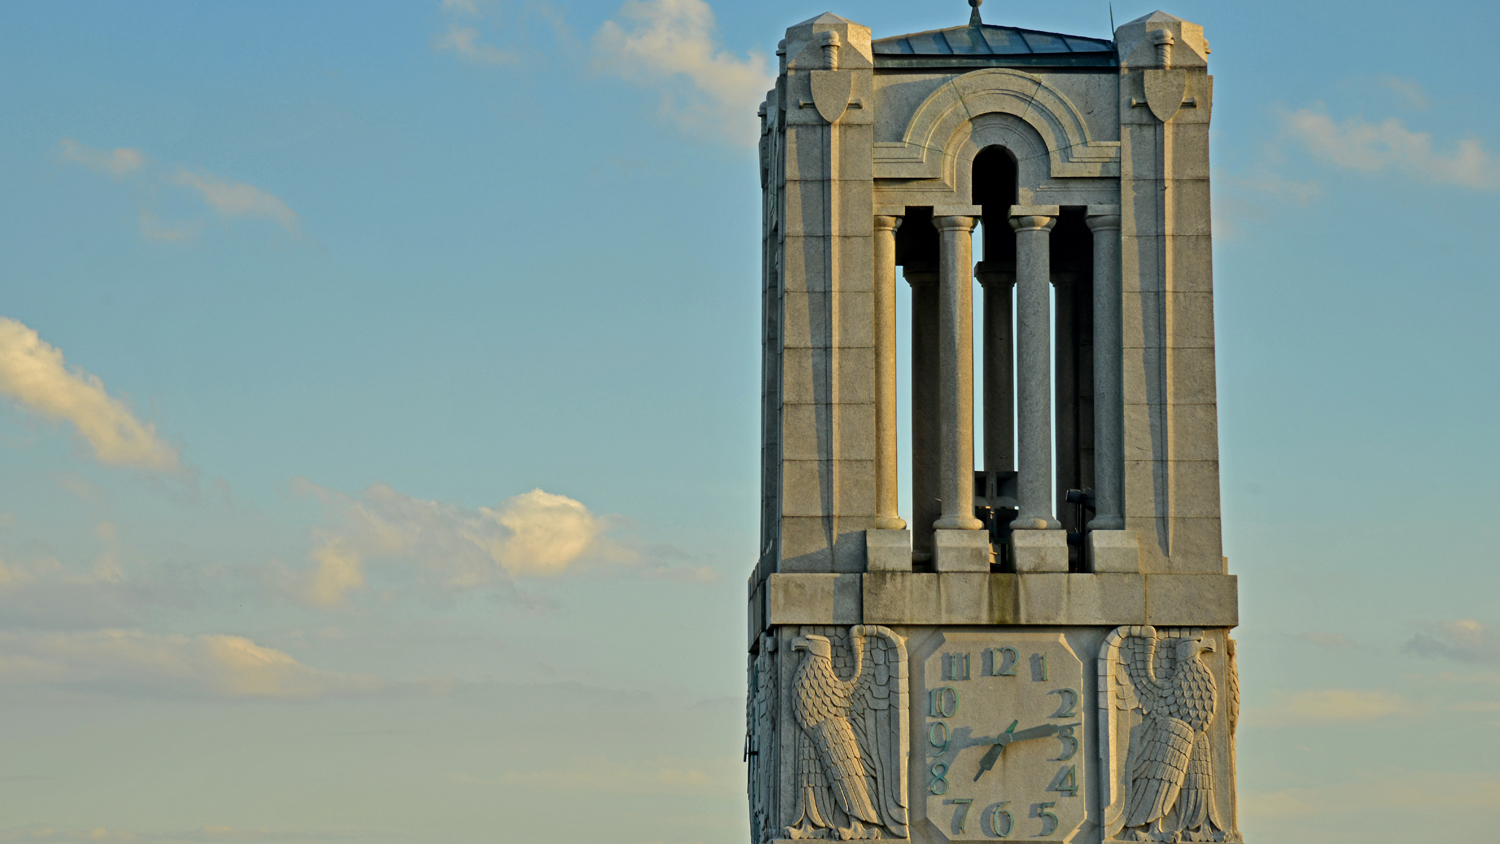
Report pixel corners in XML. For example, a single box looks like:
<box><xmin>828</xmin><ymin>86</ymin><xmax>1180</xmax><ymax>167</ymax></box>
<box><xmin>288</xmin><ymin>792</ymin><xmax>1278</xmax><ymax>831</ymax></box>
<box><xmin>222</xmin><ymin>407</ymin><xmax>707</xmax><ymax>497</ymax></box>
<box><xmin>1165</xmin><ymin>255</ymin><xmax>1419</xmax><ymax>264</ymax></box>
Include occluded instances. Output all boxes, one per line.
<box><xmin>783</xmin><ymin>624</ymin><xmax>910</xmax><ymax>840</ymax></box>
<box><xmin>1098</xmin><ymin>627</ymin><xmax>1241</xmax><ymax>843</ymax></box>
<box><xmin>749</xmin><ymin>632</ymin><xmax>781</xmax><ymax>844</ymax></box>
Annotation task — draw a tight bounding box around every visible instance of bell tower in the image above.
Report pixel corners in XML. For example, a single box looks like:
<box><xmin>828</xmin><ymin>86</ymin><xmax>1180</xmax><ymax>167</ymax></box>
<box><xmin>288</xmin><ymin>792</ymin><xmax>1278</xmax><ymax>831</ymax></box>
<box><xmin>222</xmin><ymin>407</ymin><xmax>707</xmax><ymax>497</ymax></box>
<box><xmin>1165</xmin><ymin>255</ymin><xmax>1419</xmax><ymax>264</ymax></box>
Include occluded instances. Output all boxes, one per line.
<box><xmin>748</xmin><ymin>5</ymin><xmax>1244</xmax><ymax>843</ymax></box>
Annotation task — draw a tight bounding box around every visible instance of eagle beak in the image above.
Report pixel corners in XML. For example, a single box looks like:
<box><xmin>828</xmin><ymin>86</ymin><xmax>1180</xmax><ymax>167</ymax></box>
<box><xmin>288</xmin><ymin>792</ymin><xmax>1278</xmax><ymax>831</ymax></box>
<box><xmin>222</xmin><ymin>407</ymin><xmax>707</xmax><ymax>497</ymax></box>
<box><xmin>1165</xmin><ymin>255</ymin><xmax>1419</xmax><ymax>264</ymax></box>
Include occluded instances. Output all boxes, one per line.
<box><xmin>1200</xmin><ymin>640</ymin><xmax>1216</xmax><ymax>653</ymax></box>
<box><xmin>791</xmin><ymin>637</ymin><xmax>809</xmax><ymax>652</ymax></box>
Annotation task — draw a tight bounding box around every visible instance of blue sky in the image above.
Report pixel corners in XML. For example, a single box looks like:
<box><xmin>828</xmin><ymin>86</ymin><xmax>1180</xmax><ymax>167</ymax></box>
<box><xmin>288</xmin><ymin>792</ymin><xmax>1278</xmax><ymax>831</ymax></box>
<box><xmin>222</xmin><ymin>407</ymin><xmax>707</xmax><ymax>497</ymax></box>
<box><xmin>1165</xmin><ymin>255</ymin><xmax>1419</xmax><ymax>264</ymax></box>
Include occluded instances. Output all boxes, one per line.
<box><xmin>1</xmin><ymin>1</ymin><xmax>1497</xmax><ymax>842</ymax></box>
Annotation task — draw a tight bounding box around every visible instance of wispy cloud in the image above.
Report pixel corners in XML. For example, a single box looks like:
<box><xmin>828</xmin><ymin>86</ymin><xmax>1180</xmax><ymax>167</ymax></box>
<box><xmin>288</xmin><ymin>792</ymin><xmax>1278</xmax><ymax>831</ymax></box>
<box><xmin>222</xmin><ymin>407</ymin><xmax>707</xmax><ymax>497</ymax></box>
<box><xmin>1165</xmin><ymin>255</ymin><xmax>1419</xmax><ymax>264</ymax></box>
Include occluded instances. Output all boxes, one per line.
<box><xmin>1243</xmin><ymin>688</ymin><xmax>1421</xmax><ymax>727</ymax></box>
<box><xmin>447</xmin><ymin>754</ymin><xmax>732</xmax><ymax>794</ymax></box>
<box><xmin>1279</xmin><ymin>105</ymin><xmax>1500</xmax><ymax>188</ymax></box>
<box><xmin>171</xmin><ymin>167</ymin><xmax>299</xmax><ymax>233</ymax></box>
<box><xmin>57</xmin><ymin>139</ymin><xmax>145</xmax><ymax>178</ymax></box>
<box><xmin>1380</xmin><ymin>75</ymin><xmax>1429</xmax><ymax>109</ymax></box>
<box><xmin>0</xmin><ymin>629</ymin><xmax>396</xmax><ymax>700</ymax></box>
<box><xmin>0</xmin><ymin>318</ymin><xmax>180</xmax><ymax>472</ymax></box>
<box><xmin>593</xmin><ymin>0</ymin><xmax>772</xmax><ymax>141</ymax></box>
<box><xmin>57</xmin><ymin>140</ymin><xmax>300</xmax><ymax>240</ymax></box>
<box><xmin>1242</xmin><ymin>768</ymin><xmax>1500</xmax><ymax>821</ymax></box>
<box><xmin>0</xmin><ymin>824</ymin><xmax>379</xmax><ymax>842</ymax></box>
<box><xmin>1405</xmin><ymin>619</ymin><xmax>1500</xmax><ymax>666</ymax></box>
<box><xmin>432</xmin><ymin>25</ymin><xmax>519</xmax><ymax>64</ymax></box>
<box><xmin>287</xmin><ymin>481</ymin><xmax>637</xmax><ymax>606</ymax></box>
<box><xmin>1301</xmin><ymin>631</ymin><xmax>1356</xmax><ymax>649</ymax></box>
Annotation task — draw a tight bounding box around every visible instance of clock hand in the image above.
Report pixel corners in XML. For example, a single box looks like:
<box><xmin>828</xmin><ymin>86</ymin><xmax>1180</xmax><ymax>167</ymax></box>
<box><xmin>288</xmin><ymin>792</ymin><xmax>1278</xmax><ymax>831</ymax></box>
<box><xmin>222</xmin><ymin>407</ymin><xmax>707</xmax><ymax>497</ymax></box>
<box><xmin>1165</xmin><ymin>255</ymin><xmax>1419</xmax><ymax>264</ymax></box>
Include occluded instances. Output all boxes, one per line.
<box><xmin>971</xmin><ymin>722</ymin><xmax>1066</xmax><ymax>782</ymax></box>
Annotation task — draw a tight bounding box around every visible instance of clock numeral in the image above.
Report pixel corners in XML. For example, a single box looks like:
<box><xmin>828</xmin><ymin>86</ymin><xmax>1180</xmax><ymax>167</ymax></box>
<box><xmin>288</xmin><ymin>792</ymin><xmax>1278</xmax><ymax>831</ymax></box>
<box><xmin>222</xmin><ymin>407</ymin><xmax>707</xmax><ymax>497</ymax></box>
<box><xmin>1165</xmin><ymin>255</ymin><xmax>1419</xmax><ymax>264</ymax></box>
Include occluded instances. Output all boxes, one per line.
<box><xmin>1052</xmin><ymin>723</ymin><xmax>1078</xmax><ymax>761</ymax></box>
<box><xmin>943</xmin><ymin>798</ymin><xmax>973</xmax><ymax>834</ymax></box>
<box><xmin>985</xmin><ymin>801</ymin><xmax>1013</xmax><ymax>838</ymax></box>
<box><xmin>1030</xmin><ymin>653</ymin><xmax>1048</xmax><ymax>682</ymax></box>
<box><xmin>983</xmin><ymin>647</ymin><xmax>1018</xmax><ymax>677</ymax></box>
<box><xmin>929</xmin><ymin>762</ymin><xmax>950</xmax><ymax>795</ymax></box>
<box><xmin>928</xmin><ymin>686</ymin><xmax>958</xmax><ymax>718</ymax></box>
<box><xmin>1047</xmin><ymin>764</ymin><xmax>1079</xmax><ymax>798</ymax></box>
<box><xmin>1031</xmin><ymin>802</ymin><xmax>1059</xmax><ymax>837</ymax></box>
<box><xmin>928</xmin><ymin>721</ymin><xmax>950</xmax><ymax>755</ymax></box>
<box><xmin>943</xmin><ymin>651</ymin><xmax>971</xmax><ymax>681</ymax></box>
<box><xmin>1048</xmin><ymin>687</ymin><xmax>1078</xmax><ymax>718</ymax></box>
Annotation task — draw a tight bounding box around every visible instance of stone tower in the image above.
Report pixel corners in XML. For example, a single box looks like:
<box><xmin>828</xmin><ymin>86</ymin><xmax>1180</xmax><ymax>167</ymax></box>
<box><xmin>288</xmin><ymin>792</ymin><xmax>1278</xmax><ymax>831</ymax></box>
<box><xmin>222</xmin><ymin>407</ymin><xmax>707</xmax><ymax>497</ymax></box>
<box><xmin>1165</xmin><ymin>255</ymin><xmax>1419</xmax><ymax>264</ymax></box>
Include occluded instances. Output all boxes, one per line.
<box><xmin>747</xmin><ymin>6</ymin><xmax>1243</xmax><ymax>843</ymax></box>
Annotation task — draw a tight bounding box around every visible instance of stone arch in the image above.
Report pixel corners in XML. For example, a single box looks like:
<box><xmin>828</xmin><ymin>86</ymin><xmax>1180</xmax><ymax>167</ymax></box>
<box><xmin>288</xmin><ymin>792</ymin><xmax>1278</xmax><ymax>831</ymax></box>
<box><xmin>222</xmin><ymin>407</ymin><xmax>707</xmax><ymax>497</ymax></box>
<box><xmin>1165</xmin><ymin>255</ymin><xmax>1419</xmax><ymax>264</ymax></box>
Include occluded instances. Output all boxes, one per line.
<box><xmin>873</xmin><ymin>68</ymin><xmax>1120</xmax><ymax>181</ymax></box>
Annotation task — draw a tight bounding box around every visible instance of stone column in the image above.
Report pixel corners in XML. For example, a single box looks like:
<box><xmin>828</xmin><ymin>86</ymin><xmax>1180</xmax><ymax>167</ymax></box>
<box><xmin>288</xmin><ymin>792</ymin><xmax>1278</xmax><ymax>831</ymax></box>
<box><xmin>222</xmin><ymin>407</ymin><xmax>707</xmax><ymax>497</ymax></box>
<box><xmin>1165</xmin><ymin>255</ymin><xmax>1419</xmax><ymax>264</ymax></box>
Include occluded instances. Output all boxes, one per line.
<box><xmin>933</xmin><ymin>210</ymin><xmax>988</xmax><ymax>571</ymax></box>
<box><xmin>933</xmin><ymin>213</ymin><xmax>983</xmax><ymax>532</ymax></box>
<box><xmin>1009</xmin><ymin>206</ymin><xmax>1067</xmax><ymax>571</ymax></box>
<box><xmin>867</xmin><ymin>213</ymin><xmax>911</xmax><ymax>573</ymax></box>
<box><xmin>1088</xmin><ymin>208</ymin><xmax>1125</xmax><ymax>531</ymax></box>
<box><xmin>873</xmin><ymin>215</ymin><xmax>905</xmax><ymax>531</ymax></box>
<box><xmin>975</xmin><ymin>262</ymin><xmax>1016</xmax><ymax>475</ymax></box>
<box><xmin>906</xmin><ymin>266</ymin><xmax>939</xmax><ymax>564</ymax></box>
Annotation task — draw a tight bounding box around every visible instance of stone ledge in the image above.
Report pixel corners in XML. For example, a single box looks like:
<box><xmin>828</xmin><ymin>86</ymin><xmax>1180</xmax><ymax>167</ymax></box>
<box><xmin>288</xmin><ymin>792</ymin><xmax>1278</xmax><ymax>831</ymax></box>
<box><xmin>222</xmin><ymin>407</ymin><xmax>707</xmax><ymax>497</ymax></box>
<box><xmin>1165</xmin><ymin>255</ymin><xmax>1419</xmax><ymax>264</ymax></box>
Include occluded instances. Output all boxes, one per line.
<box><xmin>862</xmin><ymin>572</ymin><xmax>1145</xmax><ymax>625</ymax></box>
<box><xmin>766</xmin><ymin>573</ymin><xmax>863</xmax><ymax>625</ymax></box>
<box><xmin>1146</xmin><ymin>573</ymin><xmax>1238</xmax><ymax>627</ymax></box>
<box><xmin>760</xmin><ymin>572</ymin><xmax>1238</xmax><ymax>628</ymax></box>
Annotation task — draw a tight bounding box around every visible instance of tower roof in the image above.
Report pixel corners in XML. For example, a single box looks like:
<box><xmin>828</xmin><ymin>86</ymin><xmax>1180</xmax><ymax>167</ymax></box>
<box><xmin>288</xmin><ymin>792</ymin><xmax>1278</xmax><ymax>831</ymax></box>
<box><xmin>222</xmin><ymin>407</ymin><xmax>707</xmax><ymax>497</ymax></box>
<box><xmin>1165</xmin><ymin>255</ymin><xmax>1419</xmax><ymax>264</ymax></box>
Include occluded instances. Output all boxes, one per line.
<box><xmin>872</xmin><ymin>22</ymin><xmax>1116</xmax><ymax>69</ymax></box>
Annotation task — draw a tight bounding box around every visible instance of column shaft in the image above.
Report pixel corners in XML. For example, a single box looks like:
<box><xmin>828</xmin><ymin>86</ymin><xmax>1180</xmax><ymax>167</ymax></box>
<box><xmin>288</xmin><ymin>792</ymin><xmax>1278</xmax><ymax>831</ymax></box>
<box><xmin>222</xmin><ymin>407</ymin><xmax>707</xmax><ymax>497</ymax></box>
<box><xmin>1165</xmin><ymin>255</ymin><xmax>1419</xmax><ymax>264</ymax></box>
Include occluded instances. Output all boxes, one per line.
<box><xmin>1009</xmin><ymin>210</ymin><xmax>1061</xmax><ymax>531</ymax></box>
<box><xmin>1088</xmin><ymin>210</ymin><xmax>1125</xmax><ymax>529</ymax></box>
<box><xmin>976</xmin><ymin>263</ymin><xmax>1016</xmax><ymax>474</ymax></box>
<box><xmin>907</xmin><ymin>268</ymin><xmax>940</xmax><ymax>561</ymax></box>
<box><xmin>933</xmin><ymin>215</ymin><xmax>983</xmax><ymax>531</ymax></box>
<box><xmin>873</xmin><ymin>215</ymin><xmax>905</xmax><ymax>530</ymax></box>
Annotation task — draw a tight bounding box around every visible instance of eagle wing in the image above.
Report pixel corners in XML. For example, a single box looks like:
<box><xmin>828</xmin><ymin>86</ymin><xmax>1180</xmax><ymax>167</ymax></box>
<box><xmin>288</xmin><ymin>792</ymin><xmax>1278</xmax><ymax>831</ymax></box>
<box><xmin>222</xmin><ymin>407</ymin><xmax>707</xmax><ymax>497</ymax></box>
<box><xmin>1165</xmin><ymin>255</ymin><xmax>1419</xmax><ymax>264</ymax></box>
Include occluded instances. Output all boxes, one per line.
<box><xmin>1123</xmin><ymin>714</ymin><xmax>1194</xmax><ymax>828</ymax></box>
<box><xmin>847</xmin><ymin>624</ymin><xmax>909</xmax><ymax>837</ymax></box>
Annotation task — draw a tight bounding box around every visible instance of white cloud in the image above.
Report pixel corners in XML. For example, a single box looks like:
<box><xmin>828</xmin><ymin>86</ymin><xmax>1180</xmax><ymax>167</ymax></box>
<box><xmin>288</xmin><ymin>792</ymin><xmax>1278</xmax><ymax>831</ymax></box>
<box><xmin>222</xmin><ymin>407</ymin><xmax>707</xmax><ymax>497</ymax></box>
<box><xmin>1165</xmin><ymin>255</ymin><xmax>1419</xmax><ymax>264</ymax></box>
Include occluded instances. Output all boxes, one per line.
<box><xmin>57</xmin><ymin>139</ymin><xmax>145</xmax><ymax>178</ymax></box>
<box><xmin>593</xmin><ymin>0</ymin><xmax>772</xmax><ymax>141</ymax></box>
<box><xmin>0</xmin><ymin>318</ymin><xmax>180</xmax><ymax>472</ymax></box>
<box><xmin>1405</xmin><ymin>619</ymin><xmax>1500</xmax><ymax>666</ymax></box>
<box><xmin>0</xmin><ymin>629</ymin><xmax>388</xmax><ymax>700</ymax></box>
<box><xmin>289</xmin><ymin>481</ymin><xmax>635</xmax><ymax>606</ymax></box>
<box><xmin>431</xmin><ymin>24</ymin><xmax>518</xmax><ymax>64</ymax></box>
<box><xmin>1243</xmin><ymin>688</ymin><xmax>1421</xmax><ymax>727</ymax></box>
<box><xmin>1380</xmin><ymin>75</ymin><xmax>1429</xmax><ymax>109</ymax></box>
<box><xmin>1280</xmin><ymin>105</ymin><xmax>1500</xmax><ymax>188</ymax></box>
<box><xmin>171</xmin><ymin>167</ymin><xmax>299</xmax><ymax>233</ymax></box>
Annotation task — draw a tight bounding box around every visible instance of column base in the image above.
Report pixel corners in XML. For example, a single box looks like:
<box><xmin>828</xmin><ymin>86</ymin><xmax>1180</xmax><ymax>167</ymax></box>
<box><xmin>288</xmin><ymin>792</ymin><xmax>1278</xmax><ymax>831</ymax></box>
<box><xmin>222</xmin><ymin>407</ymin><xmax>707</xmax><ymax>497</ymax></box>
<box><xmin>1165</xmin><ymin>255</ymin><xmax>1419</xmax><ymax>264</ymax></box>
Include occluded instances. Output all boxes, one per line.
<box><xmin>1012</xmin><ymin>529</ymin><xmax>1068</xmax><ymax>572</ymax></box>
<box><xmin>865</xmin><ymin>529</ymin><xmax>912</xmax><ymax>572</ymax></box>
<box><xmin>1088</xmin><ymin>529</ymin><xmax>1140</xmax><ymax>573</ymax></box>
<box><xmin>934</xmin><ymin>529</ymin><xmax>990</xmax><ymax>572</ymax></box>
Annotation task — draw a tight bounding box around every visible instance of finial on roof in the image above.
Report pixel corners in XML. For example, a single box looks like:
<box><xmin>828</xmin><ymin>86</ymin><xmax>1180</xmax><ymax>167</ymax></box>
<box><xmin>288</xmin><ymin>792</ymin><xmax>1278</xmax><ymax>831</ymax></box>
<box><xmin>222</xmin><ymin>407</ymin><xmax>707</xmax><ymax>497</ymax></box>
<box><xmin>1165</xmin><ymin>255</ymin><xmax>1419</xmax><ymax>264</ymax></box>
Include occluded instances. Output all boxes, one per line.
<box><xmin>969</xmin><ymin>0</ymin><xmax>983</xmax><ymax>26</ymax></box>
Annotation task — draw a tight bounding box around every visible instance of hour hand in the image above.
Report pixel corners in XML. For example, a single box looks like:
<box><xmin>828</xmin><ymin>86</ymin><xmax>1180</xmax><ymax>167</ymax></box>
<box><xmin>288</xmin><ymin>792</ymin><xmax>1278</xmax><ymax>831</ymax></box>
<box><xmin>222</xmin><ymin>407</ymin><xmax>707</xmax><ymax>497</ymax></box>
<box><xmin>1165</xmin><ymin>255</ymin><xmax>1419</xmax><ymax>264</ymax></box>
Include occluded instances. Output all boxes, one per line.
<box><xmin>972</xmin><ymin>722</ymin><xmax>1063</xmax><ymax>781</ymax></box>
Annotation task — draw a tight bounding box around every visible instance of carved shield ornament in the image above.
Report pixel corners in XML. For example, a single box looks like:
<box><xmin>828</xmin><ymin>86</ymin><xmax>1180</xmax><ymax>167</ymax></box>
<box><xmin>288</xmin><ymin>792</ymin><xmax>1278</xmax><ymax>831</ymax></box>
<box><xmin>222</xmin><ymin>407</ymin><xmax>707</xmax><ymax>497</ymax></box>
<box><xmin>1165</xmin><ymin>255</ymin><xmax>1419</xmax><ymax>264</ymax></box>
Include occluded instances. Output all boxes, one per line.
<box><xmin>809</xmin><ymin>69</ymin><xmax>853</xmax><ymax>124</ymax></box>
<box><xmin>1143</xmin><ymin>68</ymin><xmax>1187</xmax><ymax>123</ymax></box>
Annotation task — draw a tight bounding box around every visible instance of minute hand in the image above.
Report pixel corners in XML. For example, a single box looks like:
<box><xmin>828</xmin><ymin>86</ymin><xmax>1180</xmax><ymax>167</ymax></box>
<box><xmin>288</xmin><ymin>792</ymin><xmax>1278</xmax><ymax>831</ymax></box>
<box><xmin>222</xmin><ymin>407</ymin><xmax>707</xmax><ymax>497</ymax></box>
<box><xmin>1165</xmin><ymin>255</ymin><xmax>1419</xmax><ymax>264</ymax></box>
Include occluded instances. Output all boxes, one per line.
<box><xmin>972</xmin><ymin>723</ymin><xmax>1063</xmax><ymax>782</ymax></box>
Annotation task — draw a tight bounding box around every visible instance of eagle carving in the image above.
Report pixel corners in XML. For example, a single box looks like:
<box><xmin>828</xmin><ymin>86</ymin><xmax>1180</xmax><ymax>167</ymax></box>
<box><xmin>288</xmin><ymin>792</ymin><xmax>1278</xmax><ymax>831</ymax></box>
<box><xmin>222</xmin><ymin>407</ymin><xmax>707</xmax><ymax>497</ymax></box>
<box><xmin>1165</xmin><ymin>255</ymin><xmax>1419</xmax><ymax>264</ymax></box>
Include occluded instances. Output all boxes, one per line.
<box><xmin>785</xmin><ymin>625</ymin><xmax>908</xmax><ymax>840</ymax></box>
<box><xmin>1101</xmin><ymin>626</ymin><xmax>1237</xmax><ymax>843</ymax></box>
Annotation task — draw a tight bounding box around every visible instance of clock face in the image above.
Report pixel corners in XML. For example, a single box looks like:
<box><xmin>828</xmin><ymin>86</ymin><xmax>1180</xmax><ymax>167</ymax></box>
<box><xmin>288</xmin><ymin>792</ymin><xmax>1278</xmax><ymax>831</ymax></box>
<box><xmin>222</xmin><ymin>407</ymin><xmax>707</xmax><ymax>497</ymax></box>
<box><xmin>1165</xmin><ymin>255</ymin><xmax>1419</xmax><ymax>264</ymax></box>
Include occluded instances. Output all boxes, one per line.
<box><xmin>914</xmin><ymin>630</ymin><xmax>1087</xmax><ymax>842</ymax></box>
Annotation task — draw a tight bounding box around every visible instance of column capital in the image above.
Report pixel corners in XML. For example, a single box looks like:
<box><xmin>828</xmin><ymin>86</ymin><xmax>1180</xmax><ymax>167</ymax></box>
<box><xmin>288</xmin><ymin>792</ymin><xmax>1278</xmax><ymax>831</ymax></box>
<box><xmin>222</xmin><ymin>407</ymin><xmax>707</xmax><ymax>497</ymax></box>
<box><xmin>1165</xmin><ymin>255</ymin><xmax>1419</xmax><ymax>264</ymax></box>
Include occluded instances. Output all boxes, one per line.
<box><xmin>902</xmin><ymin>263</ymin><xmax>938</xmax><ymax>286</ymax></box>
<box><xmin>874</xmin><ymin>215</ymin><xmax>903</xmax><ymax>233</ymax></box>
<box><xmin>973</xmin><ymin>260</ymin><xmax>1016</xmax><ymax>287</ymax></box>
<box><xmin>1009</xmin><ymin>205</ymin><xmax>1059</xmax><ymax>233</ymax></box>
<box><xmin>932</xmin><ymin>214</ymin><xmax>977</xmax><ymax>233</ymax></box>
<box><xmin>1086</xmin><ymin>204</ymin><xmax>1122</xmax><ymax>231</ymax></box>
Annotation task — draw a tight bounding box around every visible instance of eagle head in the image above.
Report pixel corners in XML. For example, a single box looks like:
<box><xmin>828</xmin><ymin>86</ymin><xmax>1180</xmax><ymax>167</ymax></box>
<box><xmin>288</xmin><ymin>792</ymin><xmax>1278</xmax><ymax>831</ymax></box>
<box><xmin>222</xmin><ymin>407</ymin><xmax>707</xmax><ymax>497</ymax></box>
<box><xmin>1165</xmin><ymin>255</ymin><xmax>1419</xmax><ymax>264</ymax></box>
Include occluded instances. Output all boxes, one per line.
<box><xmin>791</xmin><ymin>634</ymin><xmax>833</xmax><ymax>660</ymax></box>
<box><xmin>1175</xmin><ymin>636</ymin><xmax>1215</xmax><ymax>662</ymax></box>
